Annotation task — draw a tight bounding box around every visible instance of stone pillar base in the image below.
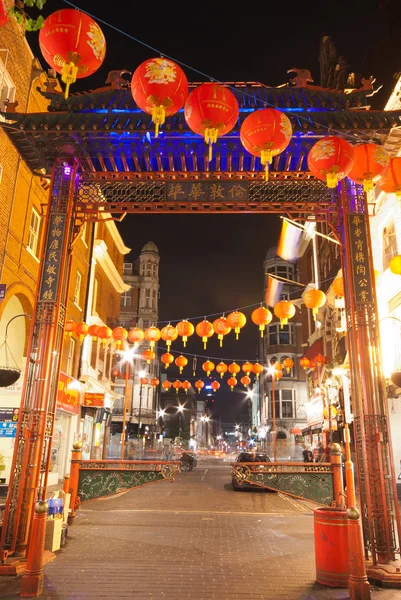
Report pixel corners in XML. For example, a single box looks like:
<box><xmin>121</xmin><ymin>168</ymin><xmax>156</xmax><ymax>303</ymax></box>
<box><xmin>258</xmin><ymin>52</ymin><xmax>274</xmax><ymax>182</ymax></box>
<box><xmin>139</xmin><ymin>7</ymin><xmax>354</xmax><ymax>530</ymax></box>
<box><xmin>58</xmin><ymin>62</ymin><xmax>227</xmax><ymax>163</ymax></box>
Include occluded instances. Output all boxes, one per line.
<box><xmin>366</xmin><ymin>560</ymin><xmax>401</xmax><ymax>588</ymax></box>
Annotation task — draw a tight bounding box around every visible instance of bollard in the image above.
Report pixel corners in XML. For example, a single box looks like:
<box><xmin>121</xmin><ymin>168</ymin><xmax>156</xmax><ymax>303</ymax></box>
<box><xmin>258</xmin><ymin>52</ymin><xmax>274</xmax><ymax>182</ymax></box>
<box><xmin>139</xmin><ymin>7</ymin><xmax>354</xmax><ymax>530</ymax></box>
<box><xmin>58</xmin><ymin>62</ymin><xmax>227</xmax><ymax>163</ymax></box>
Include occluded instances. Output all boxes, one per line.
<box><xmin>20</xmin><ymin>500</ymin><xmax>48</xmax><ymax>597</ymax></box>
<box><xmin>68</xmin><ymin>441</ymin><xmax>82</xmax><ymax>524</ymax></box>
<box><xmin>62</xmin><ymin>474</ymin><xmax>70</xmax><ymax>495</ymax></box>
<box><xmin>330</xmin><ymin>442</ymin><xmax>345</xmax><ymax>508</ymax></box>
<box><xmin>347</xmin><ymin>507</ymin><xmax>371</xmax><ymax>599</ymax></box>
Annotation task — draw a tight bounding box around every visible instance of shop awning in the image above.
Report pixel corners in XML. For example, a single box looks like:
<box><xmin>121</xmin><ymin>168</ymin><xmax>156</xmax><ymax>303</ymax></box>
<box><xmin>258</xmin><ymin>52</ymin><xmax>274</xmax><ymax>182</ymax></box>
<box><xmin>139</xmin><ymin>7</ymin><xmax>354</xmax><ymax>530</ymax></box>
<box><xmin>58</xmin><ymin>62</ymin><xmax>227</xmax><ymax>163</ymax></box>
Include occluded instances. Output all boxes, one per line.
<box><xmin>303</xmin><ymin>338</ymin><xmax>323</xmax><ymax>361</ymax></box>
<box><xmin>290</xmin><ymin>427</ymin><xmax>302</xmax><ymax>435</ymax></box>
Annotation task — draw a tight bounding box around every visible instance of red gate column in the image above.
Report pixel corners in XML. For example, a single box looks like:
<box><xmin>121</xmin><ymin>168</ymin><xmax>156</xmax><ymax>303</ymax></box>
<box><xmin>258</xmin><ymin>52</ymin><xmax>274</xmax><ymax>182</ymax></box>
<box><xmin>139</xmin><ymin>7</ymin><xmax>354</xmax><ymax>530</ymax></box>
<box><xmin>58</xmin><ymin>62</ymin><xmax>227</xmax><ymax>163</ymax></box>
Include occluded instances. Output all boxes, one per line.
<box><xmin>339</xmin><ymin>180</ymin><xmax>401</xmax><ymax>574</ymax></box>
<box><xmin>0</xmin><ymin>161</ymin><xmax>77</xmax><ymax>562</ymax></box>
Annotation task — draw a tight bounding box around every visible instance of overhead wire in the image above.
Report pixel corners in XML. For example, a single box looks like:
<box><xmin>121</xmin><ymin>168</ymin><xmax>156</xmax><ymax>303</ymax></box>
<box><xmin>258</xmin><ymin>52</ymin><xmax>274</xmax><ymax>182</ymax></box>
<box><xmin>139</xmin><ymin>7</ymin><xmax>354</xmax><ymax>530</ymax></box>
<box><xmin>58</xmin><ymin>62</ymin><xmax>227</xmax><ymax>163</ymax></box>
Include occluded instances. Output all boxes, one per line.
<box><xmin>61</xmin><ymin>0</ymin><xmax>382</xmax><ymax>146</ymax></box>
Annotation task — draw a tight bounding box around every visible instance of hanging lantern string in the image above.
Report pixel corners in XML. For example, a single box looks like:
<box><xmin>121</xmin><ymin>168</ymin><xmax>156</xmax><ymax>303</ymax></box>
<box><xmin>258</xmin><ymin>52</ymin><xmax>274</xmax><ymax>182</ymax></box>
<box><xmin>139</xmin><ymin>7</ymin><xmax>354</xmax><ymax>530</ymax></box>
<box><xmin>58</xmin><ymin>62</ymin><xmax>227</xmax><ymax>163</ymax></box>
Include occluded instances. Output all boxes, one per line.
<box><xmin>62</xmin><ymin>0</ymin><xmax>379</xmax><ymax>148</ymax></box>
<box><xmin>154</xmin><ymin>343</ymin><xmax>259</xmax><ymax>363</ymax></box>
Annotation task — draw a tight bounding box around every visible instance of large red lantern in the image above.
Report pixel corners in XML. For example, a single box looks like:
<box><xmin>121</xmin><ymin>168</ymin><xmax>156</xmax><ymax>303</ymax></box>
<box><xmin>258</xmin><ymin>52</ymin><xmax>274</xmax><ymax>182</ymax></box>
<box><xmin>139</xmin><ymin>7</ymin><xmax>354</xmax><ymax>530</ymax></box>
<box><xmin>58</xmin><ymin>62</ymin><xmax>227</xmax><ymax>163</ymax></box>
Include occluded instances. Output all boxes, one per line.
<box><xmin>75</xmin><ymin>322</ymin><xmax>89</xmax><ymax>343</ymax></box>
<box><xmin>227</xmin><ymin>377</ymin><xmax>237</xmax><ymax>391</ymax></box>
<box><xmin>142</xmin><ymin>349</ymin><xmax>155</xmax><ymax>364</ymax></box>
<box><xmin>131</xmin><ymin>58</ymin><xmax>188</xmax><ymax>137</ymax></box>
<box><xmin>175</xmin><ymin>355</ymin><xmax>188</xmax><ymax>374</ymax></box>
<box><xmin>151</xmin><ymin>377</ymin><xmax>160</xmax><ymax>389</ymax></box>
<box><xmin>173</xmin><ymin>380</ymin><xmax>182</xmax><ymax>394</ymax></box>
<box><xmin>213</xmin><ymin>317</ymin><xmax>231</xmax><ymax>347</ymax></box>
<box><xmin>252</xmin><ymin>363</ymin><xmax>263</xmax><ymax>379</ymax></box>
<box><xmin>228</xmin><ymin>362</ymin><xmax>241</xmax><ymax>378</ymax></box>
<box><xmin>226</xmin><ymin>311</ymin><xmax>246</xmax><ymax>340</ymax></box>
<box><xmin>240</xmin><ymin>108</ymin><xmax>292</xmax><ymax>180</ymax></box>
<box><xmin>308</xmin><ymin>136</ymin><xmax>354</xmax><ymax>189</ymax></box>
<box><xmin>216</xmin><ymin>362</ymin><xmax>228</xmax><ymax>379</ymax></box>
<box><xmin>274</xmin><ymin>300</ymin><xmax>296</xmax><ymax>328</ymax></box>
<box><xmin>39</xmin><ymin>9</ymin><xmax>106</xmax><ymax>99</ymax></box>
<box><xmin>65</xmin><ymin>320</ymin><xmax>76</xmax><ymax>336</ymax></box>
<box><xmin>98</xmin><ymin>325</ymin><xmax>112</xmax><ymax>347</ymax></box>
<box><xmin>177</xmin><ymin>320</ymin><xmax>194</xmax><ymax>347</ymax></box>
<box><xmin>144</xmin><ymin>326</ymin><xmax>161</xmax><ymax>349</ymax></box>
<box><xmin>161</xmin><ymin>324</ymin><xmax>178</xmax><ymax>352</ymax></box>
<box><xmin>242</xmin><ymin>362</ymin><xmax>253</xmax><ymax>376</ymax></box>
<box><xmin>195</xmin><ymin>319</ymin><xmax>214</xmax><ymax>349</ymax></box>
<box><xmin>303</xmin><ymin>289</ymin><xmax>327</xmax><ymax>320</ymax></box>
<box><xmin>182</xmin><ymin>380</ymin><xmax>191</xmax><ymax>394</ymax></box>
<box><xmin>240</xmin><ymin>375</ymin><xmax>251</xmax><ymax>388</ymax></box>
<box><xmin>195</xmin><ymin>380</ymin><xmax>205</xmax><ymax>394</ymax></box>
<box><xmin>299</xmin><ymin>357</ymin><xmax>310</xmax><ymax>371</ymax></box>
<box><xmin>88</xmin><ymin>324</ymin><xmax>100</xmax><ymax>340</ymax></box>
<box><xmin>0</xmin><ymin>0</ymin><xmax>13</xmax><ymax>26</ymax></box>
<box><xmin>128</xmin><ymin>327</ymin><xmax>144</xmax><ymax>347</ymax></box>
<box><xmin>211</xmin><ymin>381</ymin><xmax>220</xmax><ymax>392</ymax></box>
<box><xmin>347</xmin><ymin>143</ymin><xmax>389</xmax><ymax>192</ymax></box>
<box><xmin>112</xmin><ymin>326</ymin><xmax>128</xmax><ymax>349</ymax></box>
<box><xmin>161</xmin><ymin>352</ymin><xmax>174</xmax><ymax>369</ymax></box>
<box><xmin>140</xmin><ymin>377</ymin><xmax>149</xmax><ymax>386</ymax></box>
<box><xmin>282</xmin><ymin>357</ymin><xmax>294</xmax><ymax>374</ymax></box>
<box><xmin>332</xmin><ymin>276</ymin><xmax>344</xmax><ymax>297</ymax></box>
<box><xmin>202</xmin><ymin>360</ymin><xmax>215</xmax><ymax>377</ymax></box>
<box><xmin>377</xmin><ymin>157</ymin><xmax>401</xmax><ymax>197</ymax></box>
<box><xmin>184</xmin><ymin>83</ymin><xmax>239</xmax><ymax>161</ymax></box>
<box><xmin>162</xmin><ymin>380</ymin><xmax>172</xmax><ymax>391</ymax></box>
<box><xmin>251</xmin><ymin>306</ymin><xmax>273</xmax><ymax>336</ymax></box>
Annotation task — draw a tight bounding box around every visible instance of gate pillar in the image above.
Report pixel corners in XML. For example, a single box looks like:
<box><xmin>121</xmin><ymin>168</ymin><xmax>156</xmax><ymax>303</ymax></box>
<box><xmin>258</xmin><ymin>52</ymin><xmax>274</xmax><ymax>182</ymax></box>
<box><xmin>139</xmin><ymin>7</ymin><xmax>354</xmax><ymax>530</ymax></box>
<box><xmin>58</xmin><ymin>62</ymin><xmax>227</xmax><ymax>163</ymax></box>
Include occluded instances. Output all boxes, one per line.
<box><xmin>339</xmin><ymin>181</ymin><xmax>401</xmax><ymax>567</ymax></box>
<box><xmin>0</xmin><ymin>162</ymin><xmax>77</xmax><ymax>560</ymax></box>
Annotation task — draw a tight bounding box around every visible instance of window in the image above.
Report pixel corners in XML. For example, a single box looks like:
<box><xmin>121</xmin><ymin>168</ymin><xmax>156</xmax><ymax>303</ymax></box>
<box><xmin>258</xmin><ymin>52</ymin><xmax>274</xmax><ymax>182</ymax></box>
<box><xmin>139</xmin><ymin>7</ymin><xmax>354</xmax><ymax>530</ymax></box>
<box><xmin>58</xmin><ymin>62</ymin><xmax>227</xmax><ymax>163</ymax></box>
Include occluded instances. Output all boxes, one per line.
<box><xmin>383</xmin><ymin>221</ymin><xmax>398</xmax><ymax>271</ymax></box>
<box><xmin>281</xmin><ymin>355</ymin><xmax>294</xmax><ymax>377</ymax></box>
<box><xmin>152</xmin><ymin>290</ymin><xmax>157</xmax><ymax>308</ymax></box>
<box><xmin>123</xmin><ymin>263</ymin><xmax>133</xmax><ymax>275</ymax></box>
<box><xmin>152</xmin><ymin>264</ymin><xmax>157</xmax><ymax>277</ymax></box>
<box><xmin>74</xmin><ymin>271</ymin><xmax>82</xmax><ymax>306</ymax></box>
<box><xmin>81</xmin><ymin>222</ymin><xmax>88</xmax><ymax>246</ymax></box>
<box><xmin>27</xmin><ymin>207</ymin><xmax>40</xmax><ymax>256</ymax></box>
<box><xmin>145</xmin><ymin>288</ymin><xmax>151</xmax><ymax>307</ymax></box>
<box><xmin>92</xmin><ymin>278</ymin><xmax>99</xmax><ymax>313</ymax></box>
<box><xmin>268</xmin><ymin>324</ymin><xmax>294</xmax><ymax>346</ymax></box>
<box><xmin>142</xmin><ymin>320</ymin><xmax>150</xmax><ymax>329</ymax></box>
<box><xmin>281</xmin><ymin>389</ymin><xmax>294</xmax><ymax>418</ymax></box>
<box><xmin>67</xmin><ymin>337</ymin><xmax>75</xmax><ymax>375</ymax></box>
<box><xmin>121</xmin><ymin>291</ymin><xmax>132</xmax><ymax>307</ymax></box>
<box><xmin>0</xmin><ymin>60</ymin><xmax>16</xmax><ymax>114</ymax></box>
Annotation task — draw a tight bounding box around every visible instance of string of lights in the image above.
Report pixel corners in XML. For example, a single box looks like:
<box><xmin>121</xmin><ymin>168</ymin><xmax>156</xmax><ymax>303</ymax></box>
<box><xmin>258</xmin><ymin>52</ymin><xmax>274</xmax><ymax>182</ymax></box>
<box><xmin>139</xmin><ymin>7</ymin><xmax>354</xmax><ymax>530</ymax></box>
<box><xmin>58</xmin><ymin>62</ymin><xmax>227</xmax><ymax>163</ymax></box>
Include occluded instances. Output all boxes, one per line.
<box><xmin>61</xmin><ymin>0</ymin><xmax>378</xmax><ymax>147</ymax></box>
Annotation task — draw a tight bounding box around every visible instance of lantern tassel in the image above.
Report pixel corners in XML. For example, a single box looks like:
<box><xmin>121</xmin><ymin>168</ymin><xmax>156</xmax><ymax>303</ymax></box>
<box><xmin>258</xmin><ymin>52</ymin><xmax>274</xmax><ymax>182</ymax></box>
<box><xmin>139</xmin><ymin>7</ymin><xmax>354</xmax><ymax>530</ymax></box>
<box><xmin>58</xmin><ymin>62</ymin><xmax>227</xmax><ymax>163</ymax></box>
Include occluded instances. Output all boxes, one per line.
<box><xmin>62</xmin><ymin>62</ymin><xmax>78</xmax><ymax>100</ymax></box>
<box><xmin>204</xmin><ymin>128</ymin><xmax>218</xmax><ymax>162</ymax></box>
<box><xmin>363</xmin><ymin>178</ymin><xmax>374</xmax><ymax>193</ymax></box>
<box><xmin>152</xmin><ymin>106</ymin><xmax>166</xmax><ymax>138</ymax></box>
<box><xmin>203</xmin><ymin>337</ymin><xmax>207</xmax><ymax>349</ymax></box>
<box><xmin>326</xmin><ymin>172</ymin><xmax>338</xmax><ymax>189</ymax></box>
<box><xmin>183</xmin><ymin>337</ymin><xmax>187</xmax><ymax>347</ymax></box>
<box><xmin>218</xmin><ymin>335</ymin><xmax>223</xmax><ymax>347</ymax></box>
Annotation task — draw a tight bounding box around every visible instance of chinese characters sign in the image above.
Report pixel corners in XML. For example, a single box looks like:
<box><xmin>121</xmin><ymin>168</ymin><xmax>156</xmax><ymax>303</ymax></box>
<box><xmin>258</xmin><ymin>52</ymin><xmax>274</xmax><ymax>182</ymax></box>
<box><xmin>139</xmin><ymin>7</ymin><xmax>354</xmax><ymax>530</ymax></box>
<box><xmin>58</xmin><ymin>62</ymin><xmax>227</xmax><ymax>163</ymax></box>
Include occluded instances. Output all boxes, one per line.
<box><xmin>347</xmin><ymin>213</ymin><xmax>373</xmax><ymax>305</ymax></box>
<box><xmin>165</xmin><ymin>181</ymin><xmax>249</xmax><ymax>203</ymax></box>
<box><xmin>39</xmin><ymin>214</ymin><xmax>66</xmax><ymax>302</ymax></box>
<box><xmin>57</xmin><ymin>371</ymin><xmax>81</xmax><ymax>415</ymax></box>
<box><xmin>83</xmin><ymin>392</ymin><xmax>104</xmax><ymax>407</ymax></box>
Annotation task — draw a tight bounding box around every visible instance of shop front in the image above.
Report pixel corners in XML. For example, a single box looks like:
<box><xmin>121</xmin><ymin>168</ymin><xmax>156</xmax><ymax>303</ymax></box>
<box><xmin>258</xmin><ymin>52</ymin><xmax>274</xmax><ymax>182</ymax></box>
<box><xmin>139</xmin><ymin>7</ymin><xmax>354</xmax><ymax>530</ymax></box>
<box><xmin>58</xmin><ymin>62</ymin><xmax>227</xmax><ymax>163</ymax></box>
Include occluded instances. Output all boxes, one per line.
<box><xmin>80</xmin><ymin>391</ymin><xmax>113</xmax><ymax>460</ymax></box>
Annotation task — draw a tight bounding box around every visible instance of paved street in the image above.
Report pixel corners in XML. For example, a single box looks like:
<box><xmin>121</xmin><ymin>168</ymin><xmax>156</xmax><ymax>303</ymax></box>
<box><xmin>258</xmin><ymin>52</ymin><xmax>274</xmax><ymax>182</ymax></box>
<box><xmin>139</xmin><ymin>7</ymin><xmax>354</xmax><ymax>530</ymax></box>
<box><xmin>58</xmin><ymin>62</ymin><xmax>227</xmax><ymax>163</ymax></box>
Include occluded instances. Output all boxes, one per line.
<box><xmin>0</xmin><ymin>456</ymin><xmax>400</xmax><ymax>599</ymax></box>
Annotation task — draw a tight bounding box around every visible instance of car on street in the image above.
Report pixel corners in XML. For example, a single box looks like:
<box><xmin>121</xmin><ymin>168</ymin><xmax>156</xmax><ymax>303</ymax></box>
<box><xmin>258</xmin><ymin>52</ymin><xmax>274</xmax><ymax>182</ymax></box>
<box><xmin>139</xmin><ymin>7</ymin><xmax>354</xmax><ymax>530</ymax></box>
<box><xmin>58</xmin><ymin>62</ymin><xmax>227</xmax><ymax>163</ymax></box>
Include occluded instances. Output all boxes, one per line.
<box><xmin>231</xmin><ymin>451</ymin><xmax>271</xmax><ymax>491</ymax></box>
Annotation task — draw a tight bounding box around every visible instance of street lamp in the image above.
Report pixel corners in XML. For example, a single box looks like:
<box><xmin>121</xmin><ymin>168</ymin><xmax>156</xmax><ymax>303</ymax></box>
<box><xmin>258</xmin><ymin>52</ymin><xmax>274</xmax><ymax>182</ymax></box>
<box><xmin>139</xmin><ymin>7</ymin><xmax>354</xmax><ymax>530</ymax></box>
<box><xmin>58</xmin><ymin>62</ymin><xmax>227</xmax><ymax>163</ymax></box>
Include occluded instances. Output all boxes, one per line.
<box><xmin>138</xmin><ymin>369</ymin><xmax>147</xmax><ymax>441</ymax></box>
<box><xmin>177</xmin><ymin>404</ymin><xmax>184</xmax><ymax>437</ymax></box>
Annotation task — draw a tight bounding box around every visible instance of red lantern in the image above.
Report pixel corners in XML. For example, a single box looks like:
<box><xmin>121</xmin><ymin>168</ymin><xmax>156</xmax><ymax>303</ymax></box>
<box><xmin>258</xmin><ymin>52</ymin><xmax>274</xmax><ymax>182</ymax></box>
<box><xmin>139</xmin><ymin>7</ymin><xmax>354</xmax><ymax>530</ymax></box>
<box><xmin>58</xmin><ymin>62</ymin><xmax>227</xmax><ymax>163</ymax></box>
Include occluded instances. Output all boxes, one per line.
<box><xmin>162</xmin><ymin>380</ymin><xmax>172</xmax><ymax>391</ymax></box>
<box><xmin>0</xmin><ymin>0</ymin><xmax>13</xmax><ymax>27</ymax></box>
<box><xmin>202</xmin><ymin>360</ymin><xmax>215</xmax><ymax>377</ymax></box>
<box><xmin>251</xmin><ymin>306</ymin><xmax>273</xmax><ymax>336</ymax></box>
<box><xmin>226</xmin><ymin>311</ymin><xmax>246</xmax><ymax>340</ymax></box>
<box><xmin>65</xmin><ymin>320</ymin><xmax>76</xmax><ymax>335</ymax></box>
<box><xmin>332</xmin><ymin>276</ymin><xmax>344</xmax><ymax>297</ymax></box>
<box><xmin>177</xmin><ymin>320</ymin><xmax>194</xmax><ymax>347</ymax></box>
<box><xmin>195</xmin><ymin>380</ymin><xmax>205</xmax><ymax>394</ymax></box>
<box><xmin>227</xmin><ymin>377</ymin><xmax>237</xmax><ymax>391</ymax></box>
<box><xmin>299</xmin><ymin>357</ymin><xmax>310</xmax><ymax>371</ymax></box>
<box><xmin>88</xmin><ymin>324</ymin><xmax>100</xmax><ymax>340</ymax></box>
<box><xmin>308</xmin><ymin>136</ymin><xmax>354</xmax><ymax>189</ymax></box>
<box><xmin>211</xmin><ymin>381</ymin><xmax>220</xmax><ymax>392</ymax></box>
<box><xmin>282</xmin><ymin>357</ymin><xmax>294</xmax><ymax>374</ymax></box>
<box><xmin>112</xmin><ymin>326</ymin><xmax>128</xmax><ymax>348</ymax></box>
<box><xmin>39</xmin><ymin>9</ymin><xmax>106</xmax><ymax>99</ymax></box>
<box><xmin>240</xmin><ymin>108</ymin><xmax>292</xmax><ymax>180</ymax></box>
<box><xmin>161</xmin><ymin>324</ymin><xmax>178</xmax><ymax>352</ymax></box>
<box><xmin>228</xmin><ymin>362</ymin><xmax>241</xmax><ymax>378</ymax></box>
<box><xmin>75</xmin><ymin>322</ymin><xmax>89</xmax><ymax>343</ymax></box>
<box><xmin>213</xmin><ymin>317</ymin><xmax>231</xmax><ymax>347</ymax></box>
<box><xmin>274</xmin><ymin>300</ymin><xmax>296</xmax><ymax>328</ymax></box>
<box><xmin>309</xmin><ymin>360</ymin><xmax>317</xmax><ymax>371</ymax></box>
<box><xmin>175</xmin><ymin>355</ymin><xmax>188</xmax><ymax>374</ymax></box>
<box><xmin>111</xmin><ymin>369</ymin><xmax>120</xmax><ymax>378</ymax></box>
<box><xmin>182</xmin><ymin>380</ymin><xmax>191</xmax><ymax>394</ymax></box>
<box><xmin>184</xmin><ymin>83</ymin><xmax>239</xmax><ymax>161</ymax></box>
<box><xmin>314</xmin><ymin>354</ymin><xmax>328</xmax><ymax>366</ymax></box>
<box><xmin>140</xmin><ymin>377</ymin><xmax>149</xmax><ymax>386</ymax></box>
<box><xmin>377</xmin><ymin>157</ymin><xmax>401</xmax><ymax>197</ymax></box>
<box><xmin>151</xmin><ymin>377</ymin><xmax>160</xmax><ymax>389</ymax></box>
<box><xmin>144</xmin><ymin>326</ymin><xmax>161</xmax><ymax>349</ymax></box>
<box><xmin>98</xmin><ymin>325</ymin><xmax>112</xmax><ymax>347</ymax></box>
<box><xmin>216</xmin><ymin>362</ymin><xmax>228</xmax><ymax>379</ymax></box>
<box><xmin>347</xmin><ymin>143</ymin><xmax>389</xmax><ymax>192</ymax></box>
<box><xmin>161</xmin><ymin>352</ymin><xmax>174</xmax><ymax>369</ymax></box>
<box><xmin>131</xmin><ymin>58</ymin><xmax>188</xmax><ymax>137</ymax></box>
<box><xmin>128</xmin><ymin>327</ymin><xmax>144</xmax><ymax>346</ymax></box>
<box><xmin>240</xmin><ymin>375</ymin><xmax>251</xmax><ymax>388</ymax></box>
<box><xmin>173</xmin><ymin>380</ymin><xmax>182</xmax><ymax>394</ymax></box>
<box><xmin>195</xmin><ymin>319</ymin><xmax>214</xmax><ymax>349</ymax></box>
<box><xmin>274</xmin><ymin>368</ymin><xmax>283</xmax><ymax>381</ymax></box>
<box><xmin>242</xmin><ymin>362</ymin><xmax>253</xmax><ymax>376</ymax></box>
<box><xmin>142</xmin><ymin>349</ymin><xmax>155</xmax><ymax>364</ymax></box>
<box><xmin>303</xmin><ymin>289</ymin><xmax>327</xmax><ymax>320</ymax></box>
<box><xmin>253</xmin><ymin>363</ymin><xmax>263</xmax><ymax>379</ymax></box>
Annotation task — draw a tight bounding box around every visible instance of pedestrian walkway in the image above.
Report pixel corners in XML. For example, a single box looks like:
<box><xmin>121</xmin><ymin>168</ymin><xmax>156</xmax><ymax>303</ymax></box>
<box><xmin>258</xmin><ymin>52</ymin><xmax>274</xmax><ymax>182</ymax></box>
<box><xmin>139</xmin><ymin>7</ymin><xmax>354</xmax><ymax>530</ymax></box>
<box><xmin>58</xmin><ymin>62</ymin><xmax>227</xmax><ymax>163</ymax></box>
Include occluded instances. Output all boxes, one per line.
<box><xmin>0</xmin><ymin>458</ymin><xmax>400</xmax><ymax>599</ymax></box>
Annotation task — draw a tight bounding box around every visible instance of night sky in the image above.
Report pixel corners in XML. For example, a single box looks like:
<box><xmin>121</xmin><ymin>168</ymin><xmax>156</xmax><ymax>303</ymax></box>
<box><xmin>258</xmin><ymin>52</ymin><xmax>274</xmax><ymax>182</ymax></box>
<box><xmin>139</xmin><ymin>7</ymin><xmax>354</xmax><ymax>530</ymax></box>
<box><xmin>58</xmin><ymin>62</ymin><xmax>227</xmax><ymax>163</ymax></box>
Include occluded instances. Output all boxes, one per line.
<box><xmin>26</xmin><ymin>0</ymin><xmax>400</xmax><ymax>424</ymax></box>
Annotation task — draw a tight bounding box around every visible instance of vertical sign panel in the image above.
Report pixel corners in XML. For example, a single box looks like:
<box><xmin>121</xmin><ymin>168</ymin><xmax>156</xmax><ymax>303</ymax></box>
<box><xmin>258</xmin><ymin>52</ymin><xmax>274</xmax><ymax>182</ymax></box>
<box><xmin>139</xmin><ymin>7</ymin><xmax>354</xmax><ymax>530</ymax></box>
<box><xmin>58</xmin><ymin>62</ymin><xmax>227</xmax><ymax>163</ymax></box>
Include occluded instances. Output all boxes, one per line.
<box><xmin>39</xmin><ymin>214</ymin><xmax>66</xmax><ymax>301</ymax></box>
<box><xmin>347</xmin><ymin>212</ymin><xmax>374</xmax><ymax>305</ymax></box>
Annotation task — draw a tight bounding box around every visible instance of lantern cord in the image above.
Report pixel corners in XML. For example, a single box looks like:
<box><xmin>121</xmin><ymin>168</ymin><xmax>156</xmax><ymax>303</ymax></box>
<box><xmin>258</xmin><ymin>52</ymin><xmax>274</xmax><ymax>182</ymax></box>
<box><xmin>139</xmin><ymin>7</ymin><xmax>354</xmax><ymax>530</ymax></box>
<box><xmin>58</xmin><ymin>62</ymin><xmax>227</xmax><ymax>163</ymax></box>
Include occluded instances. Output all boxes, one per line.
<box><xmin>61</xmin><ymin>0</ymin><xmax>383</xmax><ymax>147</ymax></box>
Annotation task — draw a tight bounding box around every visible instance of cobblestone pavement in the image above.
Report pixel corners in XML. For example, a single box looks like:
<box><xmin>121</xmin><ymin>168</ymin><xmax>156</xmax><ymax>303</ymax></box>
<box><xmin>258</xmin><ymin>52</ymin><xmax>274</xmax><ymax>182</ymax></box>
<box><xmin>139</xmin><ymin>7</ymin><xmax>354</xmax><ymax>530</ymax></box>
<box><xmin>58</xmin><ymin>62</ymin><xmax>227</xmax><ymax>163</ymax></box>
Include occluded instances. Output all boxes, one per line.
<box><xmin>0</xmin><ymin>457</ymin><xmax>400</xmax><ymax>599</ymax></box>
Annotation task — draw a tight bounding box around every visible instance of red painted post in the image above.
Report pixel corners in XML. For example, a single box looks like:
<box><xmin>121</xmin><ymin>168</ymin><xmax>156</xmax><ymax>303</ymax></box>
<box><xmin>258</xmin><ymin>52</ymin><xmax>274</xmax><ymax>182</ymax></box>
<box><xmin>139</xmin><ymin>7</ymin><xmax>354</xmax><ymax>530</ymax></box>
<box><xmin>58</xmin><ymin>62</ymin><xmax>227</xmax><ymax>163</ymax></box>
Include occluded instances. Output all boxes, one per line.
<box><xmin>68</xmin><ymin>441</ymin><xmax>82</xmax><ymax>524</ymax></box>
<box><xmin>19</xmin><ymin>501</ymin><xmax>48</xmax><ymax>597</ymax></box>
<box><xmin>62</xmin><ymin>474</ymin><xmax>70</xmax><ymax>495</ymax></box>
<box><xmin>330</xmin><ymin>443</ymin><xmax>345</xmax><ymax>508</ymax></box>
